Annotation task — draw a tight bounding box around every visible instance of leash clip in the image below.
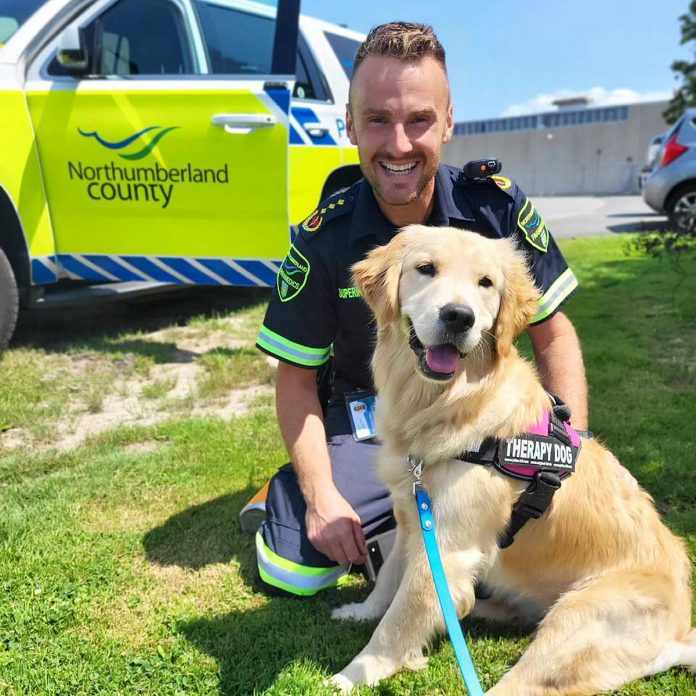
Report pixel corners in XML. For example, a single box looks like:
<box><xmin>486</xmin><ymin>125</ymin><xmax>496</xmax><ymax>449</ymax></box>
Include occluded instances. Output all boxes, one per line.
<box><xmin>407</xmin><ymin>454</ymin><xmax>424</xmax><ymax>495</ymax></box>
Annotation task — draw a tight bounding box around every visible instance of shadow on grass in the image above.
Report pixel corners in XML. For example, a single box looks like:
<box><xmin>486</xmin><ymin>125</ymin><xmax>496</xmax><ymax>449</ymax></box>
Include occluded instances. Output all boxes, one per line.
<box><xmin>176</xmin><ymin>584</ymin><xmax>530</xmax><ymax>695</ymax></box>
<box><xmin>143</xmin><ymin>488</ymin><xmax>258</xmax><ymax>572</ymax></box>
<box><xmin>143</xmin><ymin>489</ymin><xmax>530</xmax><ymax>694</ymax></box>
<box><xmin>13</xmin><ymin>286</ymin><xmax>271</xmax><ymax>356</ymax></box>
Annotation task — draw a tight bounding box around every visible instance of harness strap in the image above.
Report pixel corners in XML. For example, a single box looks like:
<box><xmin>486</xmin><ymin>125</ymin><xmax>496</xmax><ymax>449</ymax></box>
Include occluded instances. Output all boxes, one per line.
<box><xmin>454</xmin><ymin>396</ymin><xmax>581</xmax><ymax>548</ymax></box>
<box><xmin>497</xmin><ymin>470</ymin><xmax>562</xmax><ymax>549</ymax></box>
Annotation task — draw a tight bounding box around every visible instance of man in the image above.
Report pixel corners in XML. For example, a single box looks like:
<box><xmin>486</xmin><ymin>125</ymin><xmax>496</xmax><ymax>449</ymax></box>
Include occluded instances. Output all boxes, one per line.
<box><xmin>254</xmin><ymin>22</ymin><xmax>585</xmax><ymax>596</ymax></box>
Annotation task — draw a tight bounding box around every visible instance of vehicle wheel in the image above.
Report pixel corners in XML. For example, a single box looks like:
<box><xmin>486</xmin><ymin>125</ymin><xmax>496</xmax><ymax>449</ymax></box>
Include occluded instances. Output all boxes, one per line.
<box><xmin>0</xmin><ymin>247</ymin><xmax>19</xmax><ymax>351</ymax></box>
<box><xmin>667</xmin><ymin>184</ymin><xmax>696</xmax><ymax>235</ymax></box>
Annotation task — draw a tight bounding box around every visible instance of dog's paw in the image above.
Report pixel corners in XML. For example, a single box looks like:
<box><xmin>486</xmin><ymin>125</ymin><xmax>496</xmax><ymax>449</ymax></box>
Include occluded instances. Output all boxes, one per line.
<box><xmin>404</xmin><ymin>652</ymin><xmax>429</xmax><ymax>672</ymax></box>
<box><xmin>331</xmin><ymin>602</ymin><xmax>376</xmax><ymax>622</ymax></box>
<box><xmin>323</xmin><ymin>673</ymin><xmax>354</xmax><ymax>693</ymax></box>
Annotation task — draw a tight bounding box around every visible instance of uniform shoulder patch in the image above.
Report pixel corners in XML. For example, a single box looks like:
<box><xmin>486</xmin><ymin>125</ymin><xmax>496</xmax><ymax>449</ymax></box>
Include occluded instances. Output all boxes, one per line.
<box><xmin>518</xmin><ymin>197</ymin><xmax>550</xmax><ymax>253</ymax></box>
<box><xmin>491</xmin><ymin>175</ymin><xmax>513</xmax><ymax>191</ymax></box>
<box><xmin>300</xmin><ymin>191</ymin><xmax>351</xmax><ymax>234</ymax></box>
<box><xmin>277</xmin><ymin>244</ymin><xmax>310</xmax><ymax>302</ymax></box>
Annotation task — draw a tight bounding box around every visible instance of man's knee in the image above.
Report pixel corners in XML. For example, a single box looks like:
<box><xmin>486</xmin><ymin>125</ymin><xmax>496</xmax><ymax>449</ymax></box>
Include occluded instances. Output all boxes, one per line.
<box><xmin>254</xmin><ymin>526</ymin><xmax>347</xmax><ymax>597</ymax></box>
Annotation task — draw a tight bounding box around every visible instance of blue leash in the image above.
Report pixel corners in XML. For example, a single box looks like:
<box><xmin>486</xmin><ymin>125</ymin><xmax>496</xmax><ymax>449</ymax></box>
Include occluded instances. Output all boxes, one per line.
<box><xmin>413</xmin><ymin>477</ymin><xmax>485</xmax><ymax>695</ymax></box>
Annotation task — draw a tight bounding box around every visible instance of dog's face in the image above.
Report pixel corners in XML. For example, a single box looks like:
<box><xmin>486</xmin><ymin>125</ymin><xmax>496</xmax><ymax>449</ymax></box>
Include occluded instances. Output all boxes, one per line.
<box><xmin>352</xmin><ymin>225</ymin><xmax>540</xmax><ymax>382</ymax></box>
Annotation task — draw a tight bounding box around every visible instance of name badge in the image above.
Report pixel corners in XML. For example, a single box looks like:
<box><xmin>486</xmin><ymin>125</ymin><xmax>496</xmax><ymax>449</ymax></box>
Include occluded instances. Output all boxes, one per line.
<box><xmin>344</xmin><ymin>390</ymin><xmax>378</xmax><ymax>441</ymax></box>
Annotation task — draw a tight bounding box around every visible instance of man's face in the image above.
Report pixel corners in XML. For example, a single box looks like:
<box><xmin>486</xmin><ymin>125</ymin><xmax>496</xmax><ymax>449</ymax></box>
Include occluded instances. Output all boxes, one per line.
<box><xmin>347</xmin><ymin>55</ymin><xmax>454</xmax><ymax>216</ymax></box>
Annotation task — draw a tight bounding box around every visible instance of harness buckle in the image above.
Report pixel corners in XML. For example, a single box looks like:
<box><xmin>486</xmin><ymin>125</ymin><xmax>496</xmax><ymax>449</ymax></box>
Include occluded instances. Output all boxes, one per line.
<box><xmin>513</xmin><ymin>470</ymin><xmax>561</xmax><ymax>517</ymax></box>
<box><xmin>499</xmin><ymin>471</ymin><xmax>562</xmax><ymax>548</ymax></box>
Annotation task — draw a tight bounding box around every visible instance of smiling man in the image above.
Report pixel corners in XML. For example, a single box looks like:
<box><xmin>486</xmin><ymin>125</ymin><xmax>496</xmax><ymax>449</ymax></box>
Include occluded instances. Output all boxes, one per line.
<box><xmin>254</xmin><ymin>22</ymin><xmax>586</xmax><ymax>597</ymax></box>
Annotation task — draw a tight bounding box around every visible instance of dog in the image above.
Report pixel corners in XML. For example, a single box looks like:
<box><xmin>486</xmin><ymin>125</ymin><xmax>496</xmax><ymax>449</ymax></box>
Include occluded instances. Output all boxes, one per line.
<box><xmin>329</xmin><ymin>225</ymin><xmax>695</xmax><ymax>695</ymax></box>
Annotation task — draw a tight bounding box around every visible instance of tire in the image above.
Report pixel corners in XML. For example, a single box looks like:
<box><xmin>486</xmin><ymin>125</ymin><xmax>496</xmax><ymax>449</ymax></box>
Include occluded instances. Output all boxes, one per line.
<box><xmin>0</xmin><ymin>247</ymin><xmax>19</xmax><ymax>351</ymax></box>
<box><xmin>667</xmin><ymin>183</ymin><xmax>696</xmax><ymax>235</ymax></box>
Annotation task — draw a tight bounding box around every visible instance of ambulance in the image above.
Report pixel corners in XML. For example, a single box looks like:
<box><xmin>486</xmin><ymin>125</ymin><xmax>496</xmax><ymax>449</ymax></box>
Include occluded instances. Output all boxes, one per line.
<box><xmin>0</xmin><ymin>0</ymin><xmax>365</xmax><ymax>348</ymax></box>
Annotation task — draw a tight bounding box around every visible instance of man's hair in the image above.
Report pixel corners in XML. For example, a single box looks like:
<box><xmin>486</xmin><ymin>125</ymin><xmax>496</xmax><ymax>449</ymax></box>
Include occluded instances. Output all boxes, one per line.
<box><xmin>352</xmin><ymin>22</ymin><xmax>447</xmax><ymax>76</ymax></box>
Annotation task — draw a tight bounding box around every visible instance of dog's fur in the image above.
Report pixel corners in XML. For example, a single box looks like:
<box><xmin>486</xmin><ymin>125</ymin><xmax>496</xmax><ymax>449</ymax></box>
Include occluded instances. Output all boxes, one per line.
<box><xmin>330</xmin><ymin>225</ymin><xmax>695</xmax><ymax>695</ymax></box>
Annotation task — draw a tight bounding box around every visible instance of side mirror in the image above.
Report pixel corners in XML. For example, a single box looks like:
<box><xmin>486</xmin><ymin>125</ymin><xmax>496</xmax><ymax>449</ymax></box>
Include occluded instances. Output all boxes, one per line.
<box><xmin>56</xmin><ymin>25</ymin><xmax>88</xmax><ymax>73</ymax></box>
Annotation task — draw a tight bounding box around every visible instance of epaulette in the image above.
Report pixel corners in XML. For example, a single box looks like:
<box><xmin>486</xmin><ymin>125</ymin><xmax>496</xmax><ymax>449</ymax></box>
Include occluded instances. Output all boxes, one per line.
<box><xmin>298</xmin><ymin>187</ymin><xmax>356</xmax><ymax>235</ymax></box>
<box><xmin>457</xmin><ymin>168</ymin><xmax>519</xmax><ymax>202</ymax></box>
<box><xmin>456</xmin><ymin>168</ymin><xmax>550</xmax><ymax>252</ymax></box>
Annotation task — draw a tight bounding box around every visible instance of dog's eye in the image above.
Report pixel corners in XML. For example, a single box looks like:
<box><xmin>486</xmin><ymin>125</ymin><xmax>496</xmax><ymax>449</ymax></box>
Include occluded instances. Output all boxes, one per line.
<box><xmin>479</xmin><ymin>276</ymin><xmax>493</xmax><ymax>288</ymax></box>
<box><xmin>416</xmin><ymin>263</ymin><xmax>436</xmax><ymax>277</ymax></box>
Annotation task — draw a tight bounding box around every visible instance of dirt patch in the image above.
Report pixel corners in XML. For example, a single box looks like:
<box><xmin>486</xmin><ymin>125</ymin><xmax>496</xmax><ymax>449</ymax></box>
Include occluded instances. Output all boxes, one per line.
<box><xmin>1</xmin><ymin>318</ymin><xmax>278</xmax><ymax>452</ymax></box>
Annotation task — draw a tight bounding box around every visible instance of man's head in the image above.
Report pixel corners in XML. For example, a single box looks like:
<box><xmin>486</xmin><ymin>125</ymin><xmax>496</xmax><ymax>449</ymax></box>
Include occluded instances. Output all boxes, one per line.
<box><xmin>347</xmin><ymin>23</ymin><xmax>454</xmax><ymax>225</ymax></box>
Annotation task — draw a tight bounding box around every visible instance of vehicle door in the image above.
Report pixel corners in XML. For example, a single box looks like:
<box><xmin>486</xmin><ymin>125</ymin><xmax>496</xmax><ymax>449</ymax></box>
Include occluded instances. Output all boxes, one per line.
<box><xmin>25</xmin><ymin>0</ymin><xmax>297</xmax><ymax>286</ymax></box>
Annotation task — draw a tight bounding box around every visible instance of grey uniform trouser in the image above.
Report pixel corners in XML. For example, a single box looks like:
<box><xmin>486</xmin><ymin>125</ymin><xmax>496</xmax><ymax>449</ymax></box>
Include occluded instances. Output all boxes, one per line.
<box><xmin>255</xmin><ymin>401</ymin><xmax>394</xmax><ymax>596</ymax></box>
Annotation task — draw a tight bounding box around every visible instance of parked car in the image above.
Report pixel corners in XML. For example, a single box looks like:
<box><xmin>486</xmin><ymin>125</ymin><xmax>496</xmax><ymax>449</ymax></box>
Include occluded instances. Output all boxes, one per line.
<box><xmin>0</xmin><ymin>0</ymin><xmax>365</xmax><ymax>349</ymax></box>
<box><xmin>638</xmin><ymin>132</ymin><xmax>665</xmax><ymax>190</ymax></box>
<box><xmin>642</xmin><ymin>108</ymin><xmax>696</xmax><ymax>233</ymax></box>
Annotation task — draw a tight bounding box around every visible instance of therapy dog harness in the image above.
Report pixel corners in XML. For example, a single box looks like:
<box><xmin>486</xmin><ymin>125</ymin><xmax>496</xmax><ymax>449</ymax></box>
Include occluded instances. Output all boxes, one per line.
<box><xmin>407</xmin><ymin>397</ymin><xmax>582</xmax><ymax>694</ymax></box>
<box><xmin>457</xmin><ymin>395</ymin><xmax>582</xmax><ymax>548</ymax></box>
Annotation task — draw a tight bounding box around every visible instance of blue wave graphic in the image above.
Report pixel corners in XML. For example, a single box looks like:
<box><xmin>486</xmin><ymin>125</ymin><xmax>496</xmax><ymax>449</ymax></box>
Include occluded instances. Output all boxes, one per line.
<box><xmin>77</xmin><ymin>125</ymin><xmax>178</xmax><ymax>159</ymax></box>
<box><xmin>78</xmin><ymin>126</ymin><xmax>161</xmax><ymax>150</ymax></box>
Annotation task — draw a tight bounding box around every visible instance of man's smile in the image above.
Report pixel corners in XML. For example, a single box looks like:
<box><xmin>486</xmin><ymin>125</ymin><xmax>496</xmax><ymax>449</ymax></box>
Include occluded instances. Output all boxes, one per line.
<box><xmin>379</xmin><ymin>160</ymin><xmax>418</xmax><ymax>175</ymax></box>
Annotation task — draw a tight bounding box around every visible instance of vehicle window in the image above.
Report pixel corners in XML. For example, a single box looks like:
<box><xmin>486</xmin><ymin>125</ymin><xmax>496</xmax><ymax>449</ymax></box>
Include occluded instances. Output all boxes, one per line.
<box><xmin>294</xmin><ymin>51</ymin><xmax>315</xmax><ymax>100</ymax></box>
<box><xmin>193</xmin><ymin>1</ymin><xmax>275</xmax><ymax>75</ymax></box>
<box><xmin>323</xmin><ymin>31</ymin><xmax>361</xmax><ymax>79</ymax></box>
<box><xmin>47</xmin><ymin>0</ymin><xmax>194</xmax><ymax>77</ymax></box>
<box><xmin>0</xmin><ymin>0</ymin><xmax>48</xmax><ymax>43</ymax></box>
<box><xmin>92</xmin><ymin>0</ymin><xmax>193</xmax><ymax>75</ymax></box>
<box><xmin>293</xmin><ymin>37</ymin><xmax>329</xmax><ymax>101</ymax></box>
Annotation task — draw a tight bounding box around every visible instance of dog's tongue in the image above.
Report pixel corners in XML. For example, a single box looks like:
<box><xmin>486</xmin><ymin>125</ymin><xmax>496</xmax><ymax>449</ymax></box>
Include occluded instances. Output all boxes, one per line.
<box><xmin>425</xmin><ymin>344</ymin><xmax>460</xmax><ymax>374</ymax></box>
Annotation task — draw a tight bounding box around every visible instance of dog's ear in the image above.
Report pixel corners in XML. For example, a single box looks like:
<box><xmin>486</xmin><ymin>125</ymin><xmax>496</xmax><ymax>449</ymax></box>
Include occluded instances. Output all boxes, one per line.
<box><xmin>495</xmin><ymin>243</ymin><xmax>540</xmax><ymax>356</ymax></box>
<box><xmin>351</xmin><ymin>236</ymin><xmax>407</xmax><ymax>326</ymax></box>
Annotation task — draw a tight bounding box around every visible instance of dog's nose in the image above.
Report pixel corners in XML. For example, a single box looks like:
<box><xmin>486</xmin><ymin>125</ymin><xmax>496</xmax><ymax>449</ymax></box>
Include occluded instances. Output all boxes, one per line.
<box><xmin>439</xmin><ymin>303</ymin><xmax>475</xmax><ymax>333</ymax></box>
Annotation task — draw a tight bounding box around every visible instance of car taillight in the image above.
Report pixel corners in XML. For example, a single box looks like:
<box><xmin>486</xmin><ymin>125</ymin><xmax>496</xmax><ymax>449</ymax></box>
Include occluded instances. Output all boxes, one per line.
<box><xmin>661</xmin><ymin>132</ymin><xmax>689</xmax><ymax>167</ymax></box>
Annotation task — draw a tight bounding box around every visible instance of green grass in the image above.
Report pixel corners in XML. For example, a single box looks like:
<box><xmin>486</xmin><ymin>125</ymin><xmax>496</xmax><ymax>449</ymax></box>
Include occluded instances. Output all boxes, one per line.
<box><xmin>0</xmin><ymin>236</ymin><xmax>694</xmax><ymax>695</ymax></box>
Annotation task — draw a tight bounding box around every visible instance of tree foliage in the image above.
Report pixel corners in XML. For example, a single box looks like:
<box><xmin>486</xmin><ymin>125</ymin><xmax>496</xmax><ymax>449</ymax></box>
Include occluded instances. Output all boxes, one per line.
<box><xmin>664</xmin><ymin>0</ymin><xmax>696</xmax><ymax>124</ymax></box>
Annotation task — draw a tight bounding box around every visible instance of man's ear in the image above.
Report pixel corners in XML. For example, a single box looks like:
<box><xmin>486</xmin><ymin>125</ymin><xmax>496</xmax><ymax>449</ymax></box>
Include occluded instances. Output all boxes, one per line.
<box><xmin>443</xmin><ymin>101</ymin><xmax>454</xmax><ymax>144</ymax></box>
<box><xmin>346</xmin><ymin>106</ymin><xmax>358</xmax><ymax>146</ymax></box>
<box><xmin>494</xmin><ymin>242</ymin><xmax>540</xmax><ymax>357</ymax></box>
<box><xmin>351</xmin><ymin>237</ymin><xmax>406</xmax><ymax>326</ymax></box>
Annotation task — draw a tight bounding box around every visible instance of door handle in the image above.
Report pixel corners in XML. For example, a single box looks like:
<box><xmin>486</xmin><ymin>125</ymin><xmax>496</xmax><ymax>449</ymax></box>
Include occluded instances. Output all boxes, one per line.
<box><xmin>302</xmin><ymin>122</ymin><xmax>328</xmax><ymax>138</ymax></box>
<box><xmin>212</xmin><ymin>113</ymin><xmax>277</xmax><ymax>133</ymax></box>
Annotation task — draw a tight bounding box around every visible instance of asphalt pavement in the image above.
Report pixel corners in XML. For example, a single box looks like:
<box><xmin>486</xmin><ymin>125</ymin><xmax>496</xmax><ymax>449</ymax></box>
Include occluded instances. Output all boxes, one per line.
<box><xmin>533</xmin><ymin>195</ymin><xmax>666</xmax><ymax>238</ymax></box>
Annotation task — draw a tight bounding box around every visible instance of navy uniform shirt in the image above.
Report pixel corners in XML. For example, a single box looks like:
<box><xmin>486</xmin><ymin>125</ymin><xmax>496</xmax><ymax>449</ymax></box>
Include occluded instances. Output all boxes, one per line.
<box><xmin>256</xmin><ymin>164</ymin><xmax>578</xmax><ymax>391</ymax></box>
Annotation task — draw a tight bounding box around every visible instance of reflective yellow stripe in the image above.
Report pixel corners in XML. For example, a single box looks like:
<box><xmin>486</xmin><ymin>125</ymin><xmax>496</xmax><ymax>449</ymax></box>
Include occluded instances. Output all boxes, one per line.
<box><xmin>257</xmin><ymin>325</ymin><xmax>331</xmax><ymax>367</ymax></box>
<box><xmin>255</xmin><ymin>531</ymin><xmax>348</xmax><ymax>596</ymax></box>
<box><xmin>257</xmin><ymin>530</ymin><xmax>339</xmax><ymax>577</ymax></box>
<box><xmin>531</xmin><ymin>268</ymin><xmax>579</xmax><ymax>324</ymax></box>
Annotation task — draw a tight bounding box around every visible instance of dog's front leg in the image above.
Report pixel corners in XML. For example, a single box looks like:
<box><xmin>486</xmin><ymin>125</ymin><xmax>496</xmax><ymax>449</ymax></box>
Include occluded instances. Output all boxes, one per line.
<box><xmin>331</xmin><ymin>547</ymin><xmax>478</xmax><ymax>692</ymax></box>
<box><xmin>332</xmin><ymin>525</ymin><xmax>406</xmax><ymax>623</ymax></box>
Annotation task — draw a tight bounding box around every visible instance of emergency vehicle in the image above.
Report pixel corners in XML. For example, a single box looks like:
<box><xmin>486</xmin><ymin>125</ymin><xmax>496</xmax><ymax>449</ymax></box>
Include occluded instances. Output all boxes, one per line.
<box><xmin>0</xmin><ymin>0</ymin><xmax>365</xmax><ymax>348</ymax></box>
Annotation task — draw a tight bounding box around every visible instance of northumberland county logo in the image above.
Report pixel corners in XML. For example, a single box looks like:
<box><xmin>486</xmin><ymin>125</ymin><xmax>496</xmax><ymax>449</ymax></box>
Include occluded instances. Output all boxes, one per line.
<box><xmin>68</xmin><ymin>124</ymin><xmax>230</xmax><ymax>209</ymax></box>
<box><xmin>277</xmin><ymin>245</ymin><xmax>310</xmax><ymax>302</ymax></box>
<box><xmin>78</xmin><ymin>125</ymin><xmax>178</xmax><ymax>160</ymax></box>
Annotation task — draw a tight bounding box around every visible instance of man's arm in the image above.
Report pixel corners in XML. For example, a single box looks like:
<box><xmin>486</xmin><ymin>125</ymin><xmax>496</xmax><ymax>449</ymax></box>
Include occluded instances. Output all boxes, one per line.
<box><xmin>275</xmin><ymin>361</ymin><xmax>367</xmax><ymax>566</ymax></box>
<box><xmin>527</xmin><ymin>311</ymin><xmax>588</xmax><ymax>430</ymax></box>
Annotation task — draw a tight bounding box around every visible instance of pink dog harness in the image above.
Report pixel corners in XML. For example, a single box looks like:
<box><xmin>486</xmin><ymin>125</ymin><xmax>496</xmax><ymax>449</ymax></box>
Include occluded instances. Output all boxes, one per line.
<box><xmin>457</xmin><ymin>396</ymin><xmax>583</xmax><ymax>548</ymax></box>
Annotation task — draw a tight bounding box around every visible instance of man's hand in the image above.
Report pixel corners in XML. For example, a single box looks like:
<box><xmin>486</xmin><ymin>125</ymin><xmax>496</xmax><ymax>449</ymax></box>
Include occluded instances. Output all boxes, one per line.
<box><xmin>306</xmin><ymin>488</ymin><xmax>367</xmax><ymax>566</ymax></box>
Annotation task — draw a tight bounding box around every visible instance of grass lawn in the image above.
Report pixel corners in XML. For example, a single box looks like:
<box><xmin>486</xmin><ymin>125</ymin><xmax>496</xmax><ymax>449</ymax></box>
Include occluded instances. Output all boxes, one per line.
<box><xmin>0</xmin><ymin>235</ymin><xmax>694</xmax><ymax>695</ymax></box>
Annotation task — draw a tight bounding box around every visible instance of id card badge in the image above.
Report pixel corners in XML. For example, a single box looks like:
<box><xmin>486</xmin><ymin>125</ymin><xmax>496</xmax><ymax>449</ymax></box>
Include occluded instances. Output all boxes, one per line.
<box><xmin>344</xmin><ymin>390</ymin><xmax>378</xmax><ymax>441</ymax></box>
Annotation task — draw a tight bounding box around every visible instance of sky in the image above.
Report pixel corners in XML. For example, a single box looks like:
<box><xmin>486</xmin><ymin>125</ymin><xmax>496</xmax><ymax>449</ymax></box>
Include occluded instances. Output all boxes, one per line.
<box><xmin>300</xmin><ymin>0</ymin><xmax>690</xmax><ymax>122</ymax></box>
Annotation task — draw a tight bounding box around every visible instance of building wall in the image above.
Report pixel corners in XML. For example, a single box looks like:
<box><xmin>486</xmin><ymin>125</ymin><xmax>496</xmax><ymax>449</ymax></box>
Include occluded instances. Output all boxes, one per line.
<box><xmin>443</xmin><ymin>101</ymin><xmax>670</xmax><ymax>195</ymax></box>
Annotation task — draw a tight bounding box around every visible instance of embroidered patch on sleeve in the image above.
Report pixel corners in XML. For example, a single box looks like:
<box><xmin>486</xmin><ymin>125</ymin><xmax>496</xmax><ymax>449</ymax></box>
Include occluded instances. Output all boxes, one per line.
<box><xmin>301</xmin><ymin>197</ymin><xmax>346</xmax><ymax>233</ymax></box>
<box><xmin>277</xmin><ymin>245</ymin><xmax>310</xmax><ymax>301</ymax></box>
<box><xmin>302</xmin><ymin>209</ymin><xmax>323</xmax><ymax>233</ymax></box>
<box><xmin>518</xmin><ymin>198</ymin><xmax>550</xmax><ymax>253</ymax></box>
<box><xmin>491</xmin><ymin>175</ymin><xmax>512</xmax><ymax>190</ymax></box>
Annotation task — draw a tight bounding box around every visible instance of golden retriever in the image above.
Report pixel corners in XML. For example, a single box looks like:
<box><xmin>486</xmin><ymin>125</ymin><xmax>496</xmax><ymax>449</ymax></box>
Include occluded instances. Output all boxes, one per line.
<box><xmin>329</xmin><ymin>225</ymin><xmax>695</xmax><ymax>695</ymax></box>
